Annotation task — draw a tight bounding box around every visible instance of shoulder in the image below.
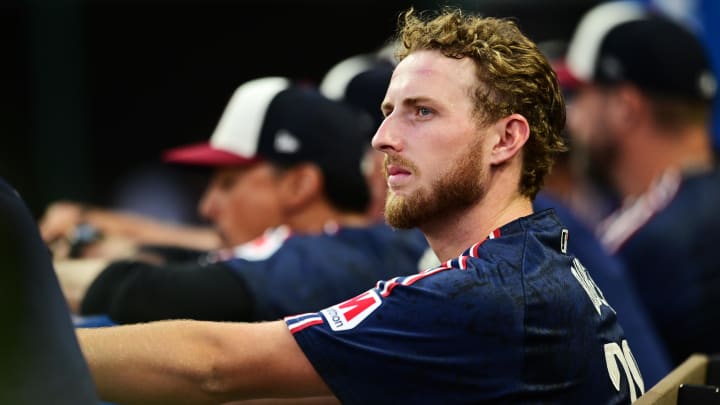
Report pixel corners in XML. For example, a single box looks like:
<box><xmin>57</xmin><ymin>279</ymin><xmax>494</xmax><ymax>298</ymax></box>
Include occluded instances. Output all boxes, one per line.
<box><xmin>628</xmin><ymin>169</ymin><xmax>720</xmax><ymax>244</ymax></box>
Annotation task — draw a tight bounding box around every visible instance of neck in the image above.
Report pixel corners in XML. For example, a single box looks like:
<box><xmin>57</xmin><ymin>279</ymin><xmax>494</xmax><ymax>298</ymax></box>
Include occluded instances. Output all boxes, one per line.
<box><xmin>286</xmin><ymin>200</ymin><xmax>371</xmax><ymax>235</ymax></box>
<box><xmin>614</xmin><ymin>124</ymin><xmax>713</xmax><ymax>199</ymax></box>
<box><xmin>420</xmin><ymin>167</ymin><xmax>533</xmax><ymax>261</ymax></box>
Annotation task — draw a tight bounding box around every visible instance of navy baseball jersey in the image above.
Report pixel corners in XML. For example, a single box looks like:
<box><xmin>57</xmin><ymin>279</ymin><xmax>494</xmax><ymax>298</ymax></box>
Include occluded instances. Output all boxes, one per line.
<box><xmin>82</xmin><ymin>221</ymin><xmax>429</xmax><ymax>323</ymax></box>
<box><xmin>225</xmin><ymin>222</ymin><xmax>429</xmax><ymax>320</ymax></box>
<box><xmin>535</xmin><ymin>193</ymin><xmax>671</xmax><ymax>386</ymax></box>
<box><xmin>286</xmin><ymin>210</ymin><xmax>643</xmax><ymax>404</ymax></box>
<box><xmin>598</xmin><ymin>168</ymin><xmax>720</xmax><ymax>364</ymax></box>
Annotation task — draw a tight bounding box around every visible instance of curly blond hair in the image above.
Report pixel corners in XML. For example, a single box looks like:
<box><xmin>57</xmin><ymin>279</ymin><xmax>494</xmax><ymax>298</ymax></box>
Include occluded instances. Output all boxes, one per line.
<box><xmin>395</xmin><ymin>7</ymin><xmax>567</xmax><ymax>199</ymax></box>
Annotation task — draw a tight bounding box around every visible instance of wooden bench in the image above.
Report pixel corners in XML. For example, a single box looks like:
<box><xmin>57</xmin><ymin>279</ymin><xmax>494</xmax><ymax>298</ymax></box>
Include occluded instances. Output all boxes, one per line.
<box><xmin>635</xmin><ymin>354</ymin><xmax>720</xmax><ymax>404</ymax></box>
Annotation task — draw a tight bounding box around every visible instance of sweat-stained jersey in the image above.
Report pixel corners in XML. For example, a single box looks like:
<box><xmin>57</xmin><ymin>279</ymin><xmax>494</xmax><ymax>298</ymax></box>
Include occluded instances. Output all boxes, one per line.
<box><xmin>286</xmin><ymin>210</ymin><xmax>644</xmax><ymax>404</ymax></box>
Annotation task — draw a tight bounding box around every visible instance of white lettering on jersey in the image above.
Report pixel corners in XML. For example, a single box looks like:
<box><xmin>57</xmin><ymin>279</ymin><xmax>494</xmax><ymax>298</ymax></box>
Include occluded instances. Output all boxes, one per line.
<box><xmin>321</xmin><ymin>290</ymin><xmax>382</xmax><ymax>331</ymax></box>
<box><xmin>570</xmin><ymin>258</ymin><xmax>614</xmax><ymax>315</ymax></box>
<box><xmin>604</xmin><ymin>339</ymin><xmax>645</xmax><ymax>402</ymax></box>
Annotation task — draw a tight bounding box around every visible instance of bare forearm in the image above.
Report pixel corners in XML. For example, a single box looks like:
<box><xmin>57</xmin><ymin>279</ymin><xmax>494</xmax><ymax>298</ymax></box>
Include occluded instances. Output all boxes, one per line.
<box><xmin>77</xmin><ymin>320</ymin><xmax>329</xmax><ymax>404</ymax></box>
<box><xmin>84</xmin><ymin>209</ymin><xmax>222</xmax><ymax>251</ymax></box>
<box><xmin>41</xmin><ymin>201</ymin><xmax>222</xmax><ymax>253</ymax></box>
<box><xmin>78</xmin><ymin>320</ymin><xmax>223</xmax><ymax>404</ymax></box>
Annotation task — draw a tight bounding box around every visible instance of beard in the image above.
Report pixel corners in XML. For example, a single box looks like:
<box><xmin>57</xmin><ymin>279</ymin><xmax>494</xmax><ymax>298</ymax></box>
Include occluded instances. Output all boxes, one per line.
<box><xmin>384</xmin><ymin>140</ymin><xmax>486</xmax><ymax>229</ymax></box>
<box><xmin>575</xmin><ymin>124</ymin><xmax>620</xmax><ymax>196</ymax></box>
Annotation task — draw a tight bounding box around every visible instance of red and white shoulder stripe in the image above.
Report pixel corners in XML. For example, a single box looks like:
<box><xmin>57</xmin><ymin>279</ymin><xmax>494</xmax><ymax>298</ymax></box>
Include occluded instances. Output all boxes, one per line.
<box><xmin>598</xmin><ymin>169</ymin><xmax>681</xmax><ymax>254</ymax></box>
<box><xmin>458</xmin><ymin>229</ymin><xmax>500</xmax><ymax>269</ymax></box>
<box><xmin>285</xmin><ymin>312</ymin><xmax>324</xmax><ymax>334</ymax></box>
<box><xmin>285</xmin><ymin>228</ymin><xmax>502</xmax><ymax>334</ymax></box>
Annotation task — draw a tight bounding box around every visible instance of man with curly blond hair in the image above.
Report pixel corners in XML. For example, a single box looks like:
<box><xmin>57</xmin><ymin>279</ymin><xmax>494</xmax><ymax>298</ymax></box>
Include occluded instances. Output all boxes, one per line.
<box><xmin>77</xmin><ymin>8</ymin><xmax>642</xmax><ymax>404</ymax></box>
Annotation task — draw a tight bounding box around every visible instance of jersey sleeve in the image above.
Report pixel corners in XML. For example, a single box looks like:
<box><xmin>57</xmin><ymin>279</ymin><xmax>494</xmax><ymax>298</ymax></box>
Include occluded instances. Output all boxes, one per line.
<box><xmin>80</xmin><ymin>260</ymin><xmax>256</xmax><ymax>323</ymax></box>
<box><xmin>284</xmin><ymin>266</ymin><xmax>522</xmax><ymax>404</ymax></box>
<box><xmin>286</xmin><ymin>213</ymin><xmax>639</xmax><ymax>404</ymax></box>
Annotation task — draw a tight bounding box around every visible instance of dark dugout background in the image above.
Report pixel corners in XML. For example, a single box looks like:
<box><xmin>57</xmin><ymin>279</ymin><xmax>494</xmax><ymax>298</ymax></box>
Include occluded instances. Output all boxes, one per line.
<box><xmin>0</xmin><ymin>0</ymin><xmax>601</xmax><ymax>220</ymax></box>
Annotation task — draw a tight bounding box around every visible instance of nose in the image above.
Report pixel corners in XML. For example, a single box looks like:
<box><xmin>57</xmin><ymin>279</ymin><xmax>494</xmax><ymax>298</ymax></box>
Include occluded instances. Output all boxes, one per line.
<box><xmin>371</xmin><ymin>116</ymin><xmax>401</xmax><ymax>153</ymax></box>
<box><xmin>197</xmin><ymin>185</ymin><xmax>217</xmax><ymax>221</ymax></box>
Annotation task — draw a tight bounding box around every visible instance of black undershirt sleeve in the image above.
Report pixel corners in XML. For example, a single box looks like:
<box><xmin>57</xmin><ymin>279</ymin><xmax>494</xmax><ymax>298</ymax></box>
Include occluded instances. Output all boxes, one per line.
<box><xmin>80</xmin><ymin>260</ymin><xmax>256</xmax><ymax>324</ymax></box>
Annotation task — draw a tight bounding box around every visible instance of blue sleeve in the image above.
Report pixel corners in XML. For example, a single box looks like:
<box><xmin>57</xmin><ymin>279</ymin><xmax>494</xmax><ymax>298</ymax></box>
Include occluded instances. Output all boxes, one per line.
<box><xmin>285</xmin><ymin>269</ymin><xmax>524</xmax><ymax>405</ymax></box>
<box><xmin>230</xmin><ymin>230</ymin><xmax>425</xmax><ymax>321</ymax></box>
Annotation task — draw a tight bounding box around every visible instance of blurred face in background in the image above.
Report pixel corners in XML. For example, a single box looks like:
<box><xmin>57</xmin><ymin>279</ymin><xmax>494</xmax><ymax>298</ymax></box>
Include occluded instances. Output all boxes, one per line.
<box><xmin>198</xmin><ymin>162</ymin><xmax>286</xmax><ymax>247</ymax></box>
<box><xmin>361</xmin><ymin>147</ymin><xmax>389</xmax><ymax>221</ymax></box>
<box><xmin>566</xmin><ymin>85</ymin><xmax>621</xmax><ymax>185</ymax></box>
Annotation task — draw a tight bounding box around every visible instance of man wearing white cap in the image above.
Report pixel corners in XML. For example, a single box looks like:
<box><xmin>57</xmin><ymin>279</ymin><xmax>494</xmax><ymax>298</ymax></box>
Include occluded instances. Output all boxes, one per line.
<box><xmin>58</xmin><ymin>77</ymin><xmax>428</xmax><ymax>325</ymax></box>
<box><xmin>563</xmin><ymin>0</ymin><xmax>720</xmax><ymax>365</ymax></box>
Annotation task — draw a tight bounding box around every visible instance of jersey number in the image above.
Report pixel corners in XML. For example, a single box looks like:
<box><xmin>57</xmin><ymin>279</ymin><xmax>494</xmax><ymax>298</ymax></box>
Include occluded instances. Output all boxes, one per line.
<box><xmin>604</xmin><ymin>340</ymin><xmax>645</xmax><ymax>402</ymax></box>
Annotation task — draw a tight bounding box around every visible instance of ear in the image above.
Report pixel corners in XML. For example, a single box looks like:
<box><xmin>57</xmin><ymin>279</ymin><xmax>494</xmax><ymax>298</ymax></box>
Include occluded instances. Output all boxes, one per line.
<box><xmin>489</xmin><ymin>113</ymin><xmax>530</xmax><ymax>166</ymax></box>
<box><xmin>609</xmin><ymin>85</ymin><xmax>646</xmax><ymax>131</ymax></box>
<box><xmin>279</xmin><ymin>164</ymin><xmax>324</xmax><ymax>210</ymax></box>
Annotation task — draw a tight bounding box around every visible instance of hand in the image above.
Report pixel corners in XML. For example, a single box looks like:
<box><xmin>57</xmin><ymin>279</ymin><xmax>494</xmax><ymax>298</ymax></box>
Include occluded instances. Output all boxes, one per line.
<box><xmin>50</xmin><ymin>229</ymin><xmax>138</xmax><ymax>261</ymax></box>
<box><xmin>39</xmin><ymin>201</ymin><xmax>86</xmax><ymax>244</ymax></box>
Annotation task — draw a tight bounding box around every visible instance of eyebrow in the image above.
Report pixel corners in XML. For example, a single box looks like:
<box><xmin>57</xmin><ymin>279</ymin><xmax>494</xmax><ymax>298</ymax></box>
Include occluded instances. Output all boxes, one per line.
<box><xmin>382</xmin><ymin>96</ymin><xmax>434</xmax><ymax>115</ymax></box>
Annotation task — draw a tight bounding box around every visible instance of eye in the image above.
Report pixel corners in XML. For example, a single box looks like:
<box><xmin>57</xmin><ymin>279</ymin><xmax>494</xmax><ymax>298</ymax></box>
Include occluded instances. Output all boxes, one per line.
<box><xmin>417</xmin><ymin>106</ymin><xmax>433</xmax><ymax>117</ymax></box>
<box><xmin>214</xmin><ymin>171</ymin><xmax>241</xmax><ymax>191</ymax></box>
<box><xmin>221</xmin><ymin>177</ymin><xmax>237</xmax><ymax>190</ymax></box>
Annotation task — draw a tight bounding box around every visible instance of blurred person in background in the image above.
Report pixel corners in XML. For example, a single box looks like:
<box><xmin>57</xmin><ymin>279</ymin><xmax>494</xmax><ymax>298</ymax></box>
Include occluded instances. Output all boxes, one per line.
<box><xmin>564</xmin><ymin>0</ymin><xmax>720</xmax><ymax>365</ymax></box>
<box><xmin>320</xmin><ymin>45</ymin><xmax>396</xmax><ymax>221</ymax></box>
<box><xmin>55</xmin><ymin>76</ymin><xmax>428</xmax><ymax>325</ymax></box>
<box><xmin>42</xmin><ymin>46</ymin><xmax>400</xmax><ymax>262</ymax></box>
<box><xmin>537</xmin><ymin>39</ymin><xmax>621</xmax><ymax>228</ymax></box>
<box><xmin>533</xmin><ymin>38</ymin><xmax>672</xmax><ymax>386</ymax></box>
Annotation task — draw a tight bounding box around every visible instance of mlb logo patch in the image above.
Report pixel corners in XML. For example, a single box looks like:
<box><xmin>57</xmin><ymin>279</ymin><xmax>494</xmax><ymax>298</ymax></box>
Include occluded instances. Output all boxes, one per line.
<box><xmin>321</xmin><ymin>290</ymin><xmax>382</xmax><ymax>331</ymax></box>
